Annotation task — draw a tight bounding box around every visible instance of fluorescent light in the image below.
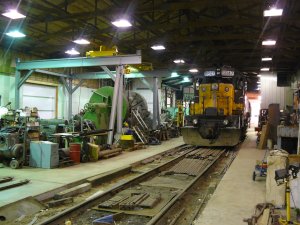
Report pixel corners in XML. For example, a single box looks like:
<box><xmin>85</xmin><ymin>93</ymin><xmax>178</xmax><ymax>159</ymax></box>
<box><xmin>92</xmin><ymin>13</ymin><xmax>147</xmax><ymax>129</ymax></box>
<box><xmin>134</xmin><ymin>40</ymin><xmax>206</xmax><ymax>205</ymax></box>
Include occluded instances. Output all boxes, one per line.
<box><xmin>260</xmin><ymin>68</ymin><xmax>270</xmax><ymax>71</ymax></box>
<box><xmin>189</xmin><ymin>68</ymin><xmax>198</xmax><ymax>73</ymax></box>
<box><xmin>257</xmin><ymin>74</ymin><xmax>262</xmax><ymax>77</ymax></box>
<box><xmin>112</xmin><ymin>19</ymin><xmax>132</xmax><ymax>28</ymax></box>
<box><xmin>6</xmin><ymin>31</ymin><xmax>26</xmax><ymax>38</ymax></box>
<box><xmin>264</xmin><ymin>8</ymin><xmax>283</xmax><ymax>17</ymax></box>
<box><xmin>65</xmin><ymin>48</ymin><xmax>80</xmax><ymax>55</ymax></box>
<box><xmin>262</xmin><ymin>40</ymin><xmax>276</xmax><ymax>46</ymax></box>
<box><xmin>262</xmin><ymin>57</ymin><xmax>272</xmax><ymax>61</ymax></box>
<box><xmin>151</xmin><ymin>45</ymin><xmax>165</xmax><ymax>50</ymax></box>
<box><xmin>73</xmin><ymin>38</ymin><xmax>90</xmax><ymax>45</ymax></box>
<box><xmin>183</xmin><ymin>77</ymin><xmax>190</xmax><ymax>82</ymax></box>
<box><xmin>2</xmin><ymin>9</ymin><xmax>26</xmax><ymax>19</ymax></box>
<box><xmin>171</xmin><ymin>72</ymin><xmax>179</xmax><ymax>77</ymax></box>
<box><xmin>257</xmin><ymin>81</ymin><xmax>261</xmax><ymax>84</ymax></box>
<box><xmin>174</xmin><ymin>59</ymin><xmax>185</xmax><ymax>64</ymax></box>
<box><xmin>261</xmin><ymin>75</ymin><xmax>277</xmax><ymax>81</ymax></box>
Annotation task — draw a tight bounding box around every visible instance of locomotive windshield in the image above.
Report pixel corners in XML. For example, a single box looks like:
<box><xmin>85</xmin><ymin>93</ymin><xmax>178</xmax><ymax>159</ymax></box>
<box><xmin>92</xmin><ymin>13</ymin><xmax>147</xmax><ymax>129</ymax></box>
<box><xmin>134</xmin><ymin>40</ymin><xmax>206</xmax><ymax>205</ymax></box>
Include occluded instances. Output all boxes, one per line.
<box><xmin>197</xmin><ymin>68</ymin><xmax>245</xmax><ymax>90</ymax></box>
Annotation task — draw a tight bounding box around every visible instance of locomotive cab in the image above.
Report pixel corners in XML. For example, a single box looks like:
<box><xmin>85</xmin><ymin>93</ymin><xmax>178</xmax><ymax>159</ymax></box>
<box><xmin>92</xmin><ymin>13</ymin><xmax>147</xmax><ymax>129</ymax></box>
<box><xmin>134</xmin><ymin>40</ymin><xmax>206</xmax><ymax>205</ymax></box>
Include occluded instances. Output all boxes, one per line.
<box><xmin>182</xmin><ymin>67</ymin><xmax>249</xmax><ymax>146</ymax></box>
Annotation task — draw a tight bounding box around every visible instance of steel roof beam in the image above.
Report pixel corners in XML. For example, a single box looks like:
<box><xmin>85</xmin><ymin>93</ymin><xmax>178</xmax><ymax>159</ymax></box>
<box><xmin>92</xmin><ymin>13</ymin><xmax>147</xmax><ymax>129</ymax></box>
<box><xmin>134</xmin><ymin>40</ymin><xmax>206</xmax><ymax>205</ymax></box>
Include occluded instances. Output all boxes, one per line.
<box><xmin>16</xmin><ymin>53</ymin><xmax>142</xmax><ymax>70</ymax></box>
<box><xmin>73</xmin><ymin>70</ymin><xmax>190</xmax><ymax>80</ymax></box>
<box><xmin>35</xmin><ymin>69</ymin><xmax>71</xmax><ymax>78</ymax></box>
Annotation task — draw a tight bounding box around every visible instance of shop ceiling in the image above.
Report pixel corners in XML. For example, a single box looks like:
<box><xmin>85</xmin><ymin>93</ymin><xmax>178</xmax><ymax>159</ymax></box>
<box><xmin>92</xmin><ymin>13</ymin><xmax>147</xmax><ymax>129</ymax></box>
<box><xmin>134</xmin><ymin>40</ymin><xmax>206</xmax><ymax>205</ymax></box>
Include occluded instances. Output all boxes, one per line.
<box><xmin>0</xmin><ymin>0</ymin><xmax>299</xmax><ymax>77</ymax></box>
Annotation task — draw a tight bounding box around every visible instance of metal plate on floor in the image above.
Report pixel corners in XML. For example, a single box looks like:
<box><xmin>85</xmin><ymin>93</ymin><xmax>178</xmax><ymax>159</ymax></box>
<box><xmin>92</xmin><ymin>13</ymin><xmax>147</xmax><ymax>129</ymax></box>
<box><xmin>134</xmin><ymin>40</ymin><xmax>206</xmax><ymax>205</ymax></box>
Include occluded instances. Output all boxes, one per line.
<box><xmin>94</xmin><ymin>186</ymin><xmax>178</xmax><ymax>217</ymax></box>
<box><xmin>0</xmin><ymin>196</ymin><xmax>45</xmax><ymax>222</ymax></box>
<box><xmin>140</xmin><ymin>174</ymin><xmax>193</xmax><ymax>189</ymax></box>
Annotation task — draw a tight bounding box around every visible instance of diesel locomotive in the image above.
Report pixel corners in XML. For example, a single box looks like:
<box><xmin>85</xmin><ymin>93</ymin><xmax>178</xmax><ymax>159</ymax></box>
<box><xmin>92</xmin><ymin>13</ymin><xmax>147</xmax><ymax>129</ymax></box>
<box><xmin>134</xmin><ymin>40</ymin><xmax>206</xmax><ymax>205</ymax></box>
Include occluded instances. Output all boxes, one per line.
<box><xmin>182</xmin><ymin>67</ymin><xmax>250</xmax><ymax>146</ymax></box>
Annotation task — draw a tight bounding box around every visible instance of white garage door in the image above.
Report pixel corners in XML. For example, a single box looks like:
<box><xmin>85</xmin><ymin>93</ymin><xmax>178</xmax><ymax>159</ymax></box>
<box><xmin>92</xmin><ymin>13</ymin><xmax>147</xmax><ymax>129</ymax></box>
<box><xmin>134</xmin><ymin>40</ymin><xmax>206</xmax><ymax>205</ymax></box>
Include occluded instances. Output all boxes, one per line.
<box><xmin>21</xmin><ymin>84</ymin><xmax>56</xmax><ymax>119</ymax></box>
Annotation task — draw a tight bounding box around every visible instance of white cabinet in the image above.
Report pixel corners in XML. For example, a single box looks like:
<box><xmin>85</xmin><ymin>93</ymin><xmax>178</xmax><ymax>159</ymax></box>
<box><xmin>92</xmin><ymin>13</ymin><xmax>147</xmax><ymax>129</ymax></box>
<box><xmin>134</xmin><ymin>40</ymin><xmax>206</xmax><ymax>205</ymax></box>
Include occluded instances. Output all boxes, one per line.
<box><xmin>30</xmin><ymin>141</ymin><xmax>59</xmax><ymax>168</ymax></box>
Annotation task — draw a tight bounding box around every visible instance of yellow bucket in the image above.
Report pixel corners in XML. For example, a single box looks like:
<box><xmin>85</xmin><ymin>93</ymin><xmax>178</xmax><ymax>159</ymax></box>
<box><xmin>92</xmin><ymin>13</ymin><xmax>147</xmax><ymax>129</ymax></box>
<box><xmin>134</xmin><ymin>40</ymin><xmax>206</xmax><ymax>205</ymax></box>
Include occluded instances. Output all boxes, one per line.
<box><xmin>88</xmin><ymin>143</ymin><xmax>99</xmax><ymax>161</ymax></box>
<box><xmin>121</xmin><ymin>135</ymin><xmax>134</xmax><ymax>141</ymax></box>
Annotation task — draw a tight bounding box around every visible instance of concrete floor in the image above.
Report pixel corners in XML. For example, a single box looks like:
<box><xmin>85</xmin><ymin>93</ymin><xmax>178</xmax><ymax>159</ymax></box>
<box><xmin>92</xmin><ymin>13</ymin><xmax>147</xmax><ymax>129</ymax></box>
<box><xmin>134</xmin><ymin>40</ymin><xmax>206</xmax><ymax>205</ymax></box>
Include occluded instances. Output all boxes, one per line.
<box><xmin>1</xmin><ymin>129</ymin><xmax>267</xmax><ymax>224</ymax></box>
<box><xmin>0</xmin><ymin>137</ymin><xmax>183</xmax><ymax>207</ymax></box>
<box><xmin>194</xmin><ymin>129</ymin><xmax>266</xmax><ymax>225</ymax></box>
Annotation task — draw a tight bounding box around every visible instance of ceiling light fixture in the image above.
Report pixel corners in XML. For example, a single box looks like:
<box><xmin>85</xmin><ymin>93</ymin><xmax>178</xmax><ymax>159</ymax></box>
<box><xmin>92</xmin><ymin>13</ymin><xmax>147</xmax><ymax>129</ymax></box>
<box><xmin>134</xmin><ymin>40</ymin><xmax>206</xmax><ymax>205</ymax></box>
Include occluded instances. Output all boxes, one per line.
<box><xmin>260</xmin><ymin>68</ymin><xmax>270</xmax><ymax>71</ymax></box>
<box><xmin>189</xmin><ymin>68</ymin><xmax>198</xmax><ymax>73</ymax></box>
<box><xmin>112</xmin><ymin>19</ymin><xmax>132</xmax><ymax>28</ymax></box>
<box><xmin>174</xmin><ymin>59</ymin><xmax>185</xmax><ymax>64</ymax></box>
<box><xmin>171</xmin><ymin>72</ymin><xmax>179</xmax><ymax>77</ymax></box>
<box><xmin>262</xmin><ymin>40</ymin><xmax>276</xmax><ymax>46</ymax></box>
<box><xmin>73</xmin><ymin>38</ymin><xmax>90</xmax><ymax>45</ymax></box>
<box><xmin>183</xmin><ymin>77</ymin><xmax>190</xmax><ymax>82</ymax></box>
<box><xmin>262</xmin><ymin>57</ymin><xmax>272</xmax><ymax>61</ymax></box>
<box><xmin>257</xmin><ymin>74</ymin><xmax>262</xmax><ymax>77</ymax></box>
<box><xmin>151</xmin><ymin>45</ymin><xmax>165</xmax><ymax>50</ymax></box>
<box><xmin>6</xmin><ymin>30</ymin><xmax>26</xmax><ymax>38</ymax></box>
<box><xmin>65</xmin><ymin>48</ymin><xmax>80</xmax><ymax>55</ymax></box>
<box><xmin>2</xmin><ymin>9</ymin><xmax>26</xmax><ymax>19</ymax></box>
<box><xmin>264</xmin><ymin>8</ymin><xmax>283</xmax><ymax>17</ymax></box>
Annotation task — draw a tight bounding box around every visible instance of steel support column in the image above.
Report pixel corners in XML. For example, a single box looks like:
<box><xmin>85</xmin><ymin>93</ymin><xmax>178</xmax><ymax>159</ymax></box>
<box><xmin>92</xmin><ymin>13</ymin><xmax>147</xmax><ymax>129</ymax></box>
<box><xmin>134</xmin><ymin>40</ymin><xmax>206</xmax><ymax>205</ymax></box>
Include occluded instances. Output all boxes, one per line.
<box><xmin>152</xmin><ymin>77</ymin><xmax>158</xmax><ymax>129</ymax></box>
<box><xmin>117</xmin><ymin>66</ymin><xmax>124</xmax><ymax>136</ymax></box>
<box><xmin>68</xmin><ymin>78</ymin><xmax>73</xmax><ymax>120</ymax></box>
<box><xmin>157</xmin><ymin>86</ymin><xmax>161</xmax><ymax>126</ymax></box>
<box><xmin>60</xmin><ymin>77</ymin><xmax>74</xmax><ymax>120</ymax></box>
<box><xmin>297</xmin><ymin>125</ymin><xmax>300</xmax><ymax>154</ymax></box>
<box><xmin>101</xmin><ymin>66</ymin><xmax>116</xmax><ymax>81</ymax></box>
<box><xmin>71</xmin><ymin>79</ymin><xmax>85</xmax><ymax>94</ymax></box>
<box><xmin>141</xmin><ymin>78</ymin><xmax>152</xmax><ymax>90</ymax></box>
<box><xmin>15</xmin><ymin>68</ymin><xmax>21</xmax><ymax>109</ymax></box>
<box><xmin>107</xmin><ymin>67</ymin><xmax>121</xmax><ymax>145</ymax></box>
<box><xmin>18</xmin><ymin>70</ymin><xmax>34</xmax><ymax>88</ymax></box>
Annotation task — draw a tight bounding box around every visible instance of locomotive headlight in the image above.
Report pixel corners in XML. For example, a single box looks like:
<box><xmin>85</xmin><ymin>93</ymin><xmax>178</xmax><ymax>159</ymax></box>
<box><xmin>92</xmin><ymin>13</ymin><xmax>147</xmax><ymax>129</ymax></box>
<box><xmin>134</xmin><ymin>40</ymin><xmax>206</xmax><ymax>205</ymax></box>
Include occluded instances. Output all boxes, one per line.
<box><xmin>202</xmin><ymin>87</ymin><xmax>206</xmax><ymax>92</ymax></box>
<box><xmin>212</xmin><ymin>83</ymin><xmax>219</xmax><ymax>90</ymax></box>
<box><xmin>225</xmin><ymin>87</ymin><xmax>229</xmax><ymax>92</ymax></box>
<box><xmin>223</xmin><ymin>119</ymin><xmax>229</xmax><ymax>125</ymax></box>
<box><xmin>193</xmin><ymin>119</ymin><xmax>198</xmax><ymax>125</ymax></box>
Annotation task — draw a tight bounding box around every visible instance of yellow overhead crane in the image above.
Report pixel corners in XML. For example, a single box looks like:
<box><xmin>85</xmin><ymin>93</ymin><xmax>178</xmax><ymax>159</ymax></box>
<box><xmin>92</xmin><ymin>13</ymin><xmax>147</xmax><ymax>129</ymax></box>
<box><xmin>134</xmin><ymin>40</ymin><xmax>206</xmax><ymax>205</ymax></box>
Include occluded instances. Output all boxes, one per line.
<box><xmin>86</xmin><ymin>45</ymin><xmax>118</xmax><ymax>57</ymax></box>
<box><xmin>86</xmin><ymin>46</ymin><xmax>153</xmax><ymax>74</ymax></box>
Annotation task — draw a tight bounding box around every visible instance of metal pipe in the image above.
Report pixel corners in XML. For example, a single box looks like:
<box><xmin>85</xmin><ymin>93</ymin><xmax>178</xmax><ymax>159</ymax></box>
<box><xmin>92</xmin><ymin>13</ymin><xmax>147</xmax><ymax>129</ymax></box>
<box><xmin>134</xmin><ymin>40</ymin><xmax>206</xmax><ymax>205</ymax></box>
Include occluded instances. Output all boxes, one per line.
<box><xmin>107</xmin><ymin>67</ymin><xmax>121</xmax><ymax>145</ymax></box>
<box><xmin>117</xmin><ymin>66</ymin><xmax>124</xmax><ymax>135</ymax></box>
<box><xmin>80</xmin><ymin>115</ymin><xmax>83</xmax><ymax>132</ymax></box>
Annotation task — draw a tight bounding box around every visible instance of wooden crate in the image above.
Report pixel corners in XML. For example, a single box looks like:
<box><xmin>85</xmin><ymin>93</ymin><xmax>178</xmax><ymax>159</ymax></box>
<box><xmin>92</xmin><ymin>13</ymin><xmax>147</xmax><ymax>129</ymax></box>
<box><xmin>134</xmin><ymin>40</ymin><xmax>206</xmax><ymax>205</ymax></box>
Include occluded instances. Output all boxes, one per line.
<box><xmin>289</xmin><ymin>154</ymin><xmax>300</xmax><ymax>164</ymax></box>
<box><xmin>258</xmin><ymin>124</ymin><xmax>270</xmax><ymax>150</ymax></box>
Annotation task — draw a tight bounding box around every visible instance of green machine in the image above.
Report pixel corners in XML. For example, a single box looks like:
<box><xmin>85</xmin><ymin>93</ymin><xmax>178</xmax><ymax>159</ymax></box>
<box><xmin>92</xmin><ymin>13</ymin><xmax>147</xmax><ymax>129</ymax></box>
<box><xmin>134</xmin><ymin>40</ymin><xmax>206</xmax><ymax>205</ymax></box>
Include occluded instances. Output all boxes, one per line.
<box><xmin>83</xmin><ymin>86</ymin><xmax>128</xmax><ymax>133</ymax></box>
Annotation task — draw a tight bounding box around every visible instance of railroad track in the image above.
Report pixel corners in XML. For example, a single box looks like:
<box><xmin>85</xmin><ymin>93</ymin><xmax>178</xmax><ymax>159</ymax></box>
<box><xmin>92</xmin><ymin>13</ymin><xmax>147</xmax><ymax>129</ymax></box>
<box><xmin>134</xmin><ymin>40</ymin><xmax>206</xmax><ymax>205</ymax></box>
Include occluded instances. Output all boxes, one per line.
<box><xmin>38</xmin><ymin>145</ymin><xmax>229</xmax><ymax>225</ymax></box>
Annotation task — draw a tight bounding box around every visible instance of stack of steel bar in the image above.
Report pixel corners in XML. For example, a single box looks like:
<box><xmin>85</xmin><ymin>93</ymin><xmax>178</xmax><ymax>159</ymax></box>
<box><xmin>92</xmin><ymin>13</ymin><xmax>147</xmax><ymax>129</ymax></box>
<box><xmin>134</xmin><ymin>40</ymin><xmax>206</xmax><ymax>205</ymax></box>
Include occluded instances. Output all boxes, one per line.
<box><xmin>99</xmin><ymin>195</ymin><xmax>129</xmax><ymax>209</ymax></box>
<box><xmin>99</xmin><ymin>192</ymin><xmax>161</xmax><ymax>210</ymax></box>
<box><xmin>167</xmin><ymin>148</ymin><xmax>223</xmax><ymax>176</ymax></box>
<box><xmin>119</xmin><ymin>193</ymin><xmax>150</xmax><ymax>210</ymax></box>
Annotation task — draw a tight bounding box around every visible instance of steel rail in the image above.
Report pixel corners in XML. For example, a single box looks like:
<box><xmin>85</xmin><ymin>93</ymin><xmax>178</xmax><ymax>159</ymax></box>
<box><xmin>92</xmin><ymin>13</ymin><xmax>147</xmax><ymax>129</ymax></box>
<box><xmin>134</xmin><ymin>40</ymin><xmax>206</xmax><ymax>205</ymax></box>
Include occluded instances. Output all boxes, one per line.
<box><xmin>38</xmin><ymin>145</ymin><xmax>198</xmax><ymax>225</ymax></box>
<box><xmin>146</xmin><ymin>149</ymin><xmax>225</xmax><ymax>225</ymax></box>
